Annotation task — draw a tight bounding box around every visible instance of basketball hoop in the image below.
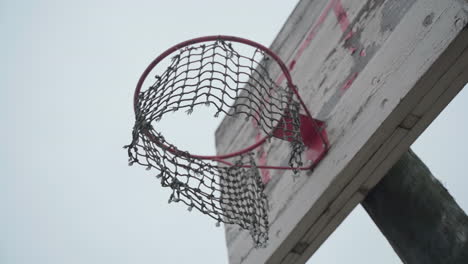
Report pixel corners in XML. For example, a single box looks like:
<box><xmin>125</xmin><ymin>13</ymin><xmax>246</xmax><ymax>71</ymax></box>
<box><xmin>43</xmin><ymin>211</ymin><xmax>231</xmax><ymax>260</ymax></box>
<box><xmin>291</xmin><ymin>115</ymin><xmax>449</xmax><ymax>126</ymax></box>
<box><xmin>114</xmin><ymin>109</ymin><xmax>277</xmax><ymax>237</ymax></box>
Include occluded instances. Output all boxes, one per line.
<box><xmin>125</xmin><ymin>35</ymin><xmax>328</xmax><ymax>247</ymax></box>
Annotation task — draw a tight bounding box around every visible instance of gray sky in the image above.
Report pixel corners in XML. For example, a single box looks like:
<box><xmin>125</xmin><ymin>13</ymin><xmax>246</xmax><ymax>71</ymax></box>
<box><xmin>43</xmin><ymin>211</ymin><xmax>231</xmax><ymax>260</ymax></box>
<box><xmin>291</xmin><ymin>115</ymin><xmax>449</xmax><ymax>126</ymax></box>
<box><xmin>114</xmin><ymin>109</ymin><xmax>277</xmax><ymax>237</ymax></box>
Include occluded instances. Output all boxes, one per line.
<box><xmin>1</xmin><ymin>1</ymin><xmax>467</xmax><ymax>263</ymax></box>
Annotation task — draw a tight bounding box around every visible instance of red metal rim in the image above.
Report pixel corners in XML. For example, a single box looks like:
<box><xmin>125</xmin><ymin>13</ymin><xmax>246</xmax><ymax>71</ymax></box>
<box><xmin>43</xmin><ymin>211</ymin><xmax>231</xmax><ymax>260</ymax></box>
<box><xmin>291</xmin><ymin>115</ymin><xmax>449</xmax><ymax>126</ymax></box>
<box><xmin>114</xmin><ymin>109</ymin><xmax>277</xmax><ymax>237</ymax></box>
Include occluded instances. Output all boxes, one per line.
<box><xmin>134</xmin><ymin>35</ymin><xmax>311</xmax><ymax>161</ymax></box>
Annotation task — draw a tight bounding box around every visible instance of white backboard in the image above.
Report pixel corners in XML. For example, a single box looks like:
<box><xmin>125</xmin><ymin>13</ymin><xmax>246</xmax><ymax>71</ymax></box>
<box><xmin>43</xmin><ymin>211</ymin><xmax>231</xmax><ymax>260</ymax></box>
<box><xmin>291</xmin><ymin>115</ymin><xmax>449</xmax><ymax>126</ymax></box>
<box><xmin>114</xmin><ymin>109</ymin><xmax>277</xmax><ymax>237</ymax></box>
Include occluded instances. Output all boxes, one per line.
<box><xmin>215</xmin><ymin>0</ymin><xmax>468</xmax><ymax>263</ymax></box>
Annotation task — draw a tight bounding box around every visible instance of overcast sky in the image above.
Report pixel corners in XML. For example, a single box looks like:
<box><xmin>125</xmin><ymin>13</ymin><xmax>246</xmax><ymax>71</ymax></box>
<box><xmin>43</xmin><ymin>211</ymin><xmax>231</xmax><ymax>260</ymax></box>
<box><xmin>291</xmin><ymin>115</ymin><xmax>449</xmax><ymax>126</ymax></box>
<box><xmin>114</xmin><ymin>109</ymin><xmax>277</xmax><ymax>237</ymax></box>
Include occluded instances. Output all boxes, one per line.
<box><xmin>2</xmin><ymin>1</ymin><xmax>467</xmax><ymax>263</ymax></box>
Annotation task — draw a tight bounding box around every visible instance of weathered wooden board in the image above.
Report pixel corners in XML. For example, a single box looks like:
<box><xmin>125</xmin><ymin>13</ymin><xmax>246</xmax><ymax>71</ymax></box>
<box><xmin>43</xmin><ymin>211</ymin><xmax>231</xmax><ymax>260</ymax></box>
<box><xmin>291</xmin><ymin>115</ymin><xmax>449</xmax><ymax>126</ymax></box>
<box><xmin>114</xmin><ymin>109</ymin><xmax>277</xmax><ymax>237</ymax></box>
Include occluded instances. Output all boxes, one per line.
<box><xmin>215</xmin><ymin>0</ymin><xmax>468</xmax><ymax>263</ymax></box>
<box><xmin>362</xmin><ymin>150</ymin><xmax>468</xmax><ymax>264</ymax></box>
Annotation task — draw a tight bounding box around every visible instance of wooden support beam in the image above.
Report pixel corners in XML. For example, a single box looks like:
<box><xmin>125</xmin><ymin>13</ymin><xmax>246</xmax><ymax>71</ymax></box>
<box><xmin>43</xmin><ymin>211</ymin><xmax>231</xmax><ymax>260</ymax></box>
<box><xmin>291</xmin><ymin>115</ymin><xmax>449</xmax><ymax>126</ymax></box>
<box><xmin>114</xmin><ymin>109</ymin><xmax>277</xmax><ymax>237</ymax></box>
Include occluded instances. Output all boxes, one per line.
<box><xmin>362</xmin><ymin>149</ymin><xmax>468</xmax><ymax>264</ymax></box>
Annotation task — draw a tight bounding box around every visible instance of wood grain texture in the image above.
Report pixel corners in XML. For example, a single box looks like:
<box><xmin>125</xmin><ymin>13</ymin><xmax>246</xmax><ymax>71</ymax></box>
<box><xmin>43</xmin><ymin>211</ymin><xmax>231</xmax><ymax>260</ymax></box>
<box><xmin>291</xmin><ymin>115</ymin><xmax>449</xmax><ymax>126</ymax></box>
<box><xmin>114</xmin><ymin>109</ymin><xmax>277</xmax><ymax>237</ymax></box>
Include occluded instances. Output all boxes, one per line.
<box><xmin>362</xmin><ymin>150</ymin><xmax>468</xmax><ymax>264</ymax></box>
<box><xmin>215</xmin><ymin>0</ymin><xmax>468</xmax><ymax>263</ymax></box>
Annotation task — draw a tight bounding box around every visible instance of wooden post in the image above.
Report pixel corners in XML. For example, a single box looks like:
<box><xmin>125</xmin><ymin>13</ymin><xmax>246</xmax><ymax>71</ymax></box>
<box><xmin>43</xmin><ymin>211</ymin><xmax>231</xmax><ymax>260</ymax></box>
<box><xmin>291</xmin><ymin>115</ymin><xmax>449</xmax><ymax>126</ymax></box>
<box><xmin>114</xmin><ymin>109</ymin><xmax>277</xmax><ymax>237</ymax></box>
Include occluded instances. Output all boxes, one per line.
<box><xmin>362</xmin><ymin>150</ymin><xmax>468</xmax><ymax>264</ymax></box>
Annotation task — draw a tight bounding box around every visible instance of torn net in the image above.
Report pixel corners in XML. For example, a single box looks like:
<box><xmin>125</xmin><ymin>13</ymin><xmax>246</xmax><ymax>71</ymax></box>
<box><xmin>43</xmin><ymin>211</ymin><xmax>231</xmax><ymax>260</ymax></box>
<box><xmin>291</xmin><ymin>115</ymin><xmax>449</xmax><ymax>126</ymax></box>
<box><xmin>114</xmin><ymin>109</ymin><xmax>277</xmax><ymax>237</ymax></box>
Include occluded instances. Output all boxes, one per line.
<box><xmin>126</xmin><ymin>39</ymin><xmax>306</xmax><ymax>247</ymax></box>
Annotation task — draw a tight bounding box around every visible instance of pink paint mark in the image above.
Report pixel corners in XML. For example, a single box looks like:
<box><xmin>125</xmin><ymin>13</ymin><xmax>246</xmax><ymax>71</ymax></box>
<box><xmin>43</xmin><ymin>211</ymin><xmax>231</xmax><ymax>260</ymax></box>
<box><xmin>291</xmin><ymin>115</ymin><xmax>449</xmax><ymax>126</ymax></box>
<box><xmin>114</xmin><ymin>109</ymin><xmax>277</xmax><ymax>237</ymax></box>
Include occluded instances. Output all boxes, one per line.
<box><xmin>255</xmin><ymin>131</ymin><xmax>262</xmax><ymax>141</ymax></box>
<box><xmin>289</xmin><ymin>60</ymin><xmax>296</xmax><ymax>71</ymax></box>
<box><xmin>340</xmin><ymin>72</ymin><xmax>358</xmax><ymax>93</ymax></box>
<box><xmin>252</xmin><ymin>0</ymin><xmax>359</xmax><ymax>183</ymax></box>
<box><xmin>333</xmin><ymin>0</ymin><xmax>351</xmax><ymax>36</ymax></box>
<box><xmin>333</xmin><ymin>0</ymin><xmax>359</xmax><ymax>94</ymax></box>
<box><xmin>276</xmin><ymin>0</ymin><xmax>337</xmax><ymax>85</ymax></box>
<box><xmin>334</xmin><ymin>0</ymin><xmax>360</xmax><ymax>59</ymax></box>
<box><xmin>258</xmin><ymin>150</ymin><xmax>271</xmax><ymax>184</ymax></box>
<box><xmin>344</xmin><ymin>30</ymin><xmax>353</xmax><ymax>41</ymax></box>
<box><xmin>360</xmin><ymin>49</ymin><xmax>366</xmax><ymax>57</ymax></box>
<box><xmin>254</xmin><ymin>0</ymin><xmax>338</xmax><ymax>184</ymax></box>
